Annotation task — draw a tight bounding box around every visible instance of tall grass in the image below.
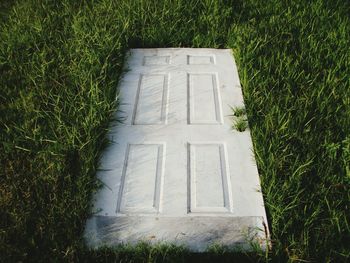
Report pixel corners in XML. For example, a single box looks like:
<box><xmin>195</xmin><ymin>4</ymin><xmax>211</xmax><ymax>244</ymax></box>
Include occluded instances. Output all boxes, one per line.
<box><xmin>1</xmin><ymin>0</ymin><xmax>349</xmax><ymax>262</ymax></box>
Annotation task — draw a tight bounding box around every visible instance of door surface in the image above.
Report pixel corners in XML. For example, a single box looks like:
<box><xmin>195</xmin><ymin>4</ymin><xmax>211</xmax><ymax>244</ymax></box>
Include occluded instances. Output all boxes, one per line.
<box><xmin>85</xmin><ymin>49</ymin><xmax>269</xmax><ymax>251</ymax></box>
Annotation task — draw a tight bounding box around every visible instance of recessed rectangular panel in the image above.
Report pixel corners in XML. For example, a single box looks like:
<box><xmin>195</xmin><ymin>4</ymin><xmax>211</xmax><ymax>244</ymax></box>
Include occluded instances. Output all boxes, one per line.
<box><xmin>188</xmin><ymin>55</ymin><xmax>215</xmax><ymax>65</ymax></box>
<box><xmin>188</xmin><ymin>142</ymin><xmax>232</xmax><ymax>213</ymax></box>
<box><xmin>133</xmin><ymin>74</ymin><xmax>168</xmax><ymax>125</ymax></box>
<box><xmin>117</xmin><ymin>143</ymin><xmax>165</xmax><ymax>214</ymax></box>
<box><xmin>188</xmin><ymin>73</ymin><xmax>223</xmax><ymax>124</ymax></box>
<box><xmin>143</xmin><ymin>56</ymin><xmax>170</xmax><ymax>65</ymax></box>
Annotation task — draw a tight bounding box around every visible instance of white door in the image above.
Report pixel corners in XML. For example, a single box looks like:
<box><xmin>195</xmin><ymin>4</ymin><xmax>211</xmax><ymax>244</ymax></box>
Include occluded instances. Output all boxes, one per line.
<box><xmin>85</xmin><ymin>48</ymin><xmax>269</xmax><ymax>251</ymax></box>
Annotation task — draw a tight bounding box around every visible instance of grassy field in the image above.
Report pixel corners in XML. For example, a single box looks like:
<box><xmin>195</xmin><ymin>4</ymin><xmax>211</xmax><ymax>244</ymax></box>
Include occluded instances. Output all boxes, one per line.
<box><xmin>1</xmin><ymin>0</ymin><xmax>349</xmax><ymax>262</ymax></box>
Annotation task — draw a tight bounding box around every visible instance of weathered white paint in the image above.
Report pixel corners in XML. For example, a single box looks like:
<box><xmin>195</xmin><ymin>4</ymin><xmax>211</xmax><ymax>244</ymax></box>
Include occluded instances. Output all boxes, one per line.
<box><xmin>85</xmin><ymin>48</ymin><xmax>269</xmax><ymax>251</ymax></box>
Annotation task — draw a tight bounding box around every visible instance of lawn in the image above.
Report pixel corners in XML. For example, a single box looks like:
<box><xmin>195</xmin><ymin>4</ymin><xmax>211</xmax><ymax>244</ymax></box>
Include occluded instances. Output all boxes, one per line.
<box><xmin>1</xmin><ymin>0</ymin><xmax>349</xmax><ymax>262</ymax></box>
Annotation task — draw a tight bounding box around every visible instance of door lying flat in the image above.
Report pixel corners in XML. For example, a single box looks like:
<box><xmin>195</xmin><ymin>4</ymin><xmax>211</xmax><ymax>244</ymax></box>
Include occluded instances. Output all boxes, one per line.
<box><xmin>85</xmin><ymin>48</ymin><xmax>269</xmax><ymax>251</ymax></box>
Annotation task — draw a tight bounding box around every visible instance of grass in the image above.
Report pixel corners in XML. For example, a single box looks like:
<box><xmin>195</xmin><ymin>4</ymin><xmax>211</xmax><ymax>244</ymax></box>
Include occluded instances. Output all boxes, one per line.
<box><xmin>233</xmin><ymin>106</ymin><xmax>246</xmax><ymax>117</ymax></box>
<box><xmin>232</xmin><ymin>106</ymin><xmax>248</xmax><ymax>131</ymax></box>
<box><xmin>0</xmin><ymin>0</ymin><xmax>349</xmax><ymax>262</ymax></box>
<box><xmin>233</xmin><ymin>117</ymin><xmax>248</xmax><ymax>132</ymax></box>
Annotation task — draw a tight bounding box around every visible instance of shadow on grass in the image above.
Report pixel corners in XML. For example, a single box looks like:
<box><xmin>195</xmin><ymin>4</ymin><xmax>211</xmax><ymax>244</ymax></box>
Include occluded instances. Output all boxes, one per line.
<box><xmin>78</xmin><ymin>243</ymin><xmax>266</xmax><ymax>263</ymax></box>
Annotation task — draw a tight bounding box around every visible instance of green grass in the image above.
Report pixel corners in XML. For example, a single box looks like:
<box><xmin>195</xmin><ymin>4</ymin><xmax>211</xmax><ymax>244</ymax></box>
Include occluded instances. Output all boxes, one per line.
<box><xmin>1</xmin><ymin>0</ymin><xmax>349</xmax><ymax>262</ymax></box>
<box><xmin>233</xmin><ymin>106</ymin><xmax>246</xmax><ymax>117</ymax></box>
<box><xmin>232</xmin><ymin>106</ymin><xmax>248</xmax><ymax>131</ymax></box>
<box><xmin>233</xmin><ymin>117</ymin><xmax>248</xmax><ymax>132</ymax></box>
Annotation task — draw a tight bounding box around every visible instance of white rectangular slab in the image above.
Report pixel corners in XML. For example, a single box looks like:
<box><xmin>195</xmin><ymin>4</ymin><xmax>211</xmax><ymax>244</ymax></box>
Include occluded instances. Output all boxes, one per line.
<box><xmin>85</xmin><ymin>48</ymin><xmax>269</xmax><ymax>252</ymax></box>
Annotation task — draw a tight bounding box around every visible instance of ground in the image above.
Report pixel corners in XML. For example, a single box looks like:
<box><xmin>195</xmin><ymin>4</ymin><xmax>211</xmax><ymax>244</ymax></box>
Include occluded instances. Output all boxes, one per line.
<box><xmin>0</xmin><ymin>0</ymin><xmax>349</xmax><ymax>262</ymax></box>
